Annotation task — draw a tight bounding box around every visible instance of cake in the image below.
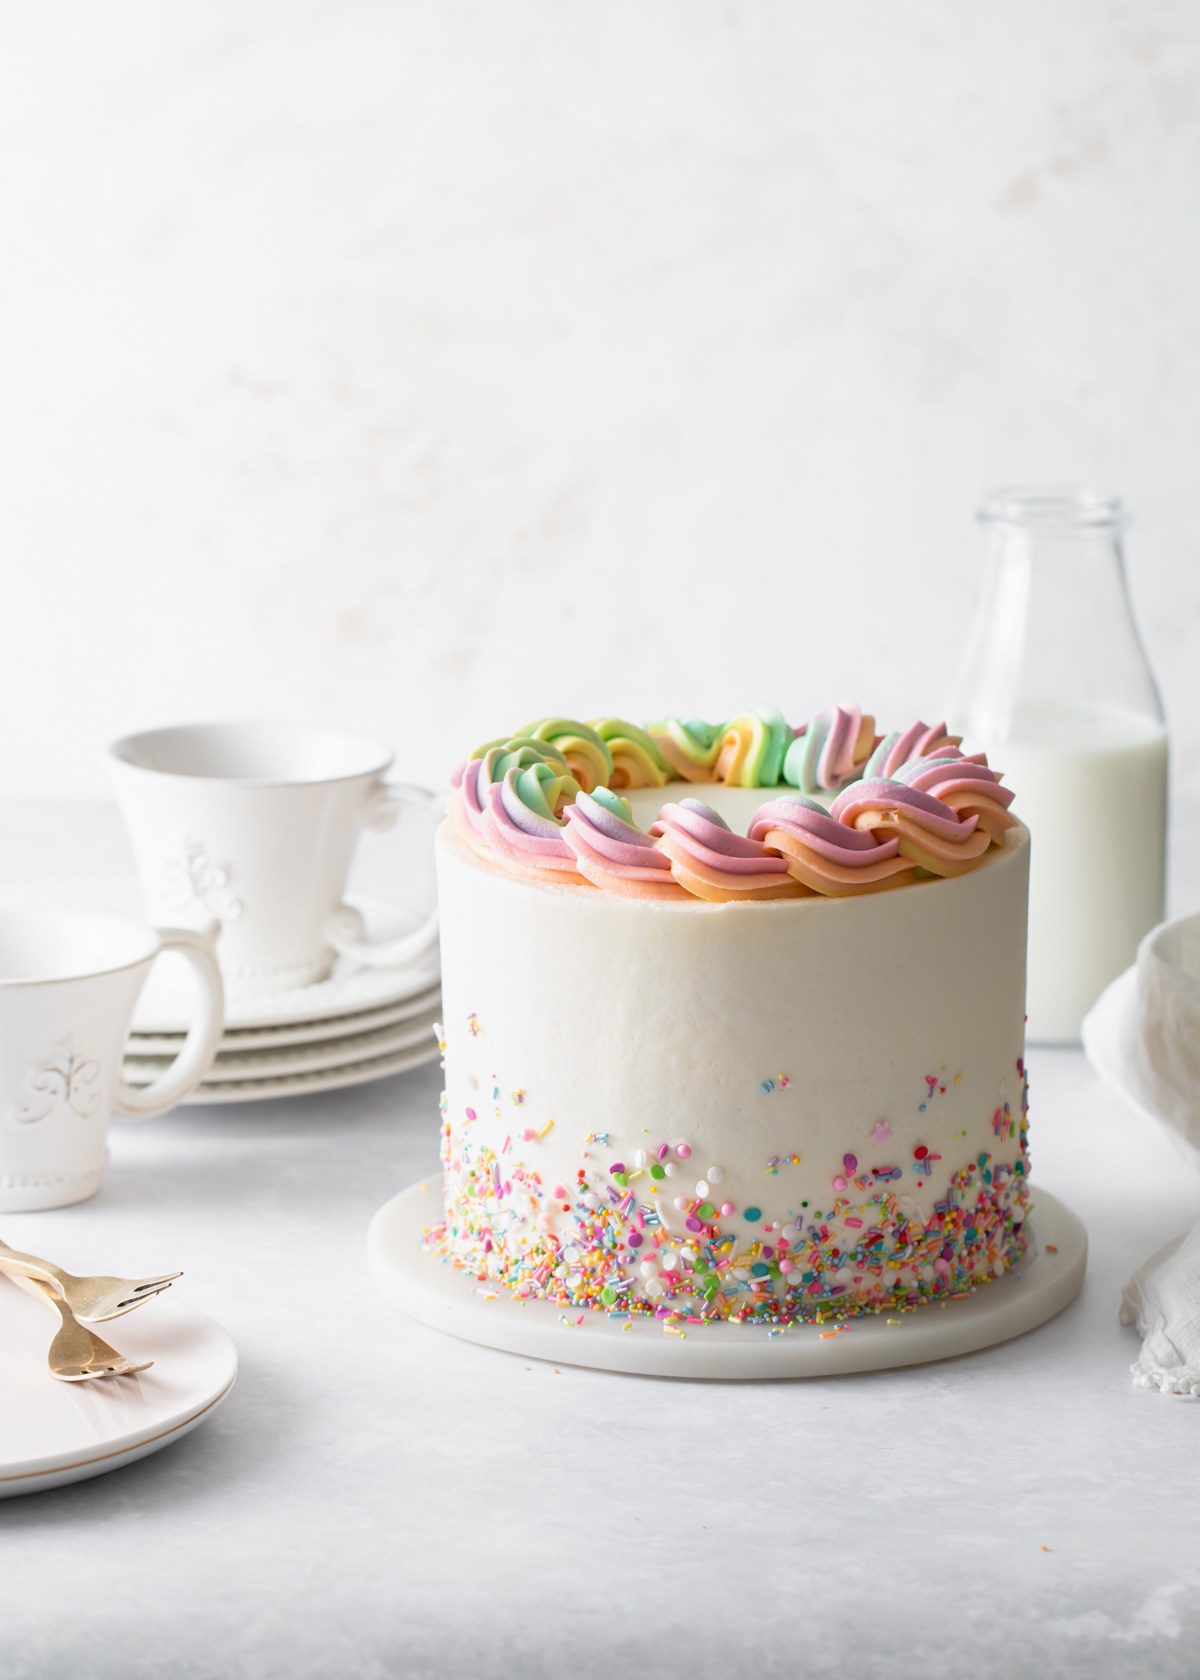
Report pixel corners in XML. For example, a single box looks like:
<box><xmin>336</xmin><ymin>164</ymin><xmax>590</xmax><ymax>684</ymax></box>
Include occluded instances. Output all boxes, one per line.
<box><xmin>428</xmin><ymin>704</ymin><xmax>1030</xmax><ymax>1329</ymax></box>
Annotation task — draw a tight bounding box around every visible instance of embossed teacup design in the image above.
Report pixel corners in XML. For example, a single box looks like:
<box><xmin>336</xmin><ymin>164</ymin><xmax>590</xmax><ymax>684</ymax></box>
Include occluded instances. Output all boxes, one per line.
<box><xmin>107</xmin><ymin>722</ymin><xmax>439</xmax><ymax>996</ymax></box>
<box><xmin>0</xmin><ymin>908</ymin><xmax>224</xmax><ymax>1212</ymax></box>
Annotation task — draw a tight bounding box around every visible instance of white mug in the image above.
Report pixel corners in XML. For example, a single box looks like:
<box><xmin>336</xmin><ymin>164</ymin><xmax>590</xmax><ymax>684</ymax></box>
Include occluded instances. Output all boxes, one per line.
<box><xmin>0</xmin><ymin>908</ymin><xmax>224</xmax><ymax>1212</ymax></box>
<box><xmin>106</xmin><ymin>721</ymin><xmax>440</xmax><ymax>996</ymax></box>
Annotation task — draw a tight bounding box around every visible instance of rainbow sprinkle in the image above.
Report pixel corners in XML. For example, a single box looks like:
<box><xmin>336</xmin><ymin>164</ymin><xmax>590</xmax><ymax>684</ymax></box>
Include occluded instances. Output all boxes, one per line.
<box><xmin>425</xmin><ymin>1057</ymin><xmax>1033</xmax><ymax>1328</ymax></box>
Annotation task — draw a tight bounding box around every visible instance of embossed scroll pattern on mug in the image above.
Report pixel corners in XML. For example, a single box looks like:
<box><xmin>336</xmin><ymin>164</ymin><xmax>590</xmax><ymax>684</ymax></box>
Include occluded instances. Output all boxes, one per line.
<box><xmin>13</xmin><ymin>1035</ymin><xmax>103</xmax><ymax>1125</ymax></box>
<box><xmin>163</xmin><ymin>832</ymin><xmax>243</xmax><ymax>923</ymax></box>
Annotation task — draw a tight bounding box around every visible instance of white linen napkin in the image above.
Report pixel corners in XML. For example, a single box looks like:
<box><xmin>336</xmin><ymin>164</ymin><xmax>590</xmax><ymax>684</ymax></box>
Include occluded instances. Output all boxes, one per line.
<box><xmin>1084</xmin><ymin>913</ymin><xmax>1200</xmax><ymax>1393</ymax></box>
<box><xmin>1119</xmin><ymin>1226</ymin><xmax>1200</xmax><ymax>1395</ymax></box>
<box><xmin>1083</xmin><ymin>914</ymin><xmax>1200</xmax><ymax>1169</ymax></box>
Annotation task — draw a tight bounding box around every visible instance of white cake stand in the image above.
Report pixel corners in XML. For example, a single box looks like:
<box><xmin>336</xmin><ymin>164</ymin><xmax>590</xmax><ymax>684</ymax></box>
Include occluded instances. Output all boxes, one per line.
<box><xmin>368</xmin><ymin>1177</ymin><xmax>1086</xmax><ymax>1380</ymax></box>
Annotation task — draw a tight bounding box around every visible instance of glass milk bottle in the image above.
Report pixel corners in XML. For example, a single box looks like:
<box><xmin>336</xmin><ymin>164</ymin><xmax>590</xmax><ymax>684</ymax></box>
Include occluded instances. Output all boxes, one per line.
<box><xmin>948</xmin><ymin>486</ymin><xmax>1167</xmax><ymax>1044</ymax></box>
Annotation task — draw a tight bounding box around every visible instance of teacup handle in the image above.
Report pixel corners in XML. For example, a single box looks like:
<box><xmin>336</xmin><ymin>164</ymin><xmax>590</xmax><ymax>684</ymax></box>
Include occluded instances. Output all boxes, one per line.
<box><xmin>324</xmin><ymin>780</ymin><xmax>440</xmax><ymax>970</ymax></box>
<box><xmin>112</xmin><ymin>926</ymin><xmax>225</xmax><ymax>1120</ymax></box>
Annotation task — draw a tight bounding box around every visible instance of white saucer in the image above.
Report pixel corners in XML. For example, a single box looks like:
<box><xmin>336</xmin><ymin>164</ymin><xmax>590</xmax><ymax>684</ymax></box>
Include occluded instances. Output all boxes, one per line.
<box><xmin>0</xmin><ymin>1284</ymin><xmax>237</xmax><ymax>1499</ymax></box>
<box><xmin>177</xmin><ymin>1039</ymin><xmax>440</xmax><ymax>1105</ymax></box>
<box><xmin>125</xmin><ymin>1006</ymin><xmax>441</xmax><ymax>1085</ymax></box>
<box><xmin>369</xmin><ymin>1178</ymin><xmax>1087</xmax><ymax>1380</ymax></box>
<box><xmin>133</xmin><ymin>894</ymin><xmax>440</xmax><ymax>1033</ymax></box>
<box><xmin>0</xmin><ymin>878</ymin><xmax>440</xmax><ymax>1034</ymax></box>
<box><xmin>127</xmin><ymin>982</ymin><xmax>443</xmax><ymax>1055</ymax></box>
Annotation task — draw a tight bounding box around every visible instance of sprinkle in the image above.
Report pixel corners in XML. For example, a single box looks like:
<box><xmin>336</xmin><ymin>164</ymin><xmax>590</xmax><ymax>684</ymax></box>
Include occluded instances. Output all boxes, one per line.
<box><xmin>538</xmin><ymin>1120</ymin><xmax>555</xmax><ymax>1138</ymax></box>
<box><xmin>869</xmin><ymin>1120</ymin><xmax>892</xmax><ymax>1143</ymax></box>
<box><xmin>430</xmin><ymin>1047</ymin><xmax>1033</xmax><ymax>1333</ymax></box>
<box><xmin>843</xmin><ymin>1153</ymin><xmax>857</xmax><ymax>1172</ymax></box>
<box><xmin>1045</xmin><ymin>1243</ymin><xmax>1058</xmax><ymax>1253</ymax></box>
<box><xmin>778</xmin><ymin>1075</ymin><xmax>790</xmax><ymax>1088</ymax></box>
<box><xmin>743</xmin><ymin>1207</ymin><xmax>762</xmax><ymax>1224</ymax></box>
<box><xmin>760</xmin><ymin>1079</ymin><xmax>775</xmax><ymax>1094</ymax></box>
<box><xmin>706</xmin><ymin>1166</ymin><xmax>725</xmax><ymax>1184</ymax></box>
<box><xmin>675</xmin><ymin>1141</ymin><xmax>692</xmax><ymax>1159</ymax></box>
<box><xmin>511</xmin><ymin>1090</ymin><xmax>524</xmax><ymax>1105</ymax></box>
<box><xmin>833</xmin><ymin>1176</ymin><xmax>847</xmax><ymax>1192</ymax></box>
<box><xmin>465</xmin><ymin>1108</ymin><xmax>477</xmax><ymax>1122</ymax></box>
<box><xmin>467</xmin><ymin>1014</ymin><xmax>481</xmax><ymax>1036</ymax></box>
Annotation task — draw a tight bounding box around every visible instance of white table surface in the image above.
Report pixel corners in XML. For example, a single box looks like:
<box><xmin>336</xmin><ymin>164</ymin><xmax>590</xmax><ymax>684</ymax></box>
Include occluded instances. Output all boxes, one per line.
<box><xmin>2</xmin><ymin>801</ymin><xmax>1200</xmax><ymax>1680</ymax></box>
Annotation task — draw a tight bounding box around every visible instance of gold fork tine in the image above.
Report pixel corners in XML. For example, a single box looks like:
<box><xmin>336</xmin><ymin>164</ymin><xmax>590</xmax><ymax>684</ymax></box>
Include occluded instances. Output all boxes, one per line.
<box><xmin>4</xmin><ymin>1271</ymin><xmax>153</xmax><ymax>1382</ymax></box>
<box><xmin>0</xmin><ymin>1237</ymin><xmax>181</xmax><ymax>1322</ymax></box>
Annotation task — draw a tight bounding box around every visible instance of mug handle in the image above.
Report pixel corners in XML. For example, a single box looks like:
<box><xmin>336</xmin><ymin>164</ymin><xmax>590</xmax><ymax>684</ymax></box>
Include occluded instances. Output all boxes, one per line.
<box><xmin>324</xmin><ymin>781</ymin><xmax>440</xmax><ymax>970</ymax></box>
<box><xmin>112</xmin><ymin>926</ymin><xmax>225</xmax><ymax>1120</ymax></box>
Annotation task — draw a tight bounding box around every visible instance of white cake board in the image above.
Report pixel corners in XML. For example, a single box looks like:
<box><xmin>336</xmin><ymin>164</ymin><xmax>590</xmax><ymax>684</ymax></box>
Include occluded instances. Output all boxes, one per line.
<box><xmin>0</xmin><ymin>1288</ymin><xmax>237</xmax><ymax>1498</ymax></box>
<box><xmin>368</xmin><ymin>1177</ymin><xmax>1086</xmax><ymax>1380</ymax></box>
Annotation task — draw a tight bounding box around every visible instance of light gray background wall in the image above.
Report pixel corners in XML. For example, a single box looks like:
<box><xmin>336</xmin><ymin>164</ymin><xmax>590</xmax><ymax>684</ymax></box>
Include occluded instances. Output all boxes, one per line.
<box><xmin>1</xmin><ymin>0</ymin><xmax>1196</xmax><ymax>795</ymax></box>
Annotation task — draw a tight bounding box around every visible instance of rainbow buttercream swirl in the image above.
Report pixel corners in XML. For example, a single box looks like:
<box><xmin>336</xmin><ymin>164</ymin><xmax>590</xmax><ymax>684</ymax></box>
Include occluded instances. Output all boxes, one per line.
<box><xmin>649</xmin><ymin>800</ymin><xmax>803</xmax><ymax>901</ymax></box>
<box><xmin>449</xmin><ymin>706</ymin><xmax>1019</xmax><ymax>902</ymax></box>
<box><xmin>562</xmin><ymin>789</ymin><xmax>684</xmax><ymax>899</ymax></box>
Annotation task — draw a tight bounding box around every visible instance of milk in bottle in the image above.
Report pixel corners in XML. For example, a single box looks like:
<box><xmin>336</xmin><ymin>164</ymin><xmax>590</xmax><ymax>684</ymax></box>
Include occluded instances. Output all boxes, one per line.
<box><xmin>949</xmin><ymin>489</ymin><xmax>1166</xmax><ymax>1044</ymax></box>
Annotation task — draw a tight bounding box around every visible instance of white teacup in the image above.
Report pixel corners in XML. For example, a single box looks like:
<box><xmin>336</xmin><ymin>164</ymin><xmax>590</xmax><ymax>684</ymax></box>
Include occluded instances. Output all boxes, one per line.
<box><xmin>106</xmin><ymin>722</ymin><xmax>439</xmax><ymax>996</ymax></box>
<box><xmin>0</xmin><ymin>909</ymin><xmax>224</xmax><ymax>1212</ymax></box>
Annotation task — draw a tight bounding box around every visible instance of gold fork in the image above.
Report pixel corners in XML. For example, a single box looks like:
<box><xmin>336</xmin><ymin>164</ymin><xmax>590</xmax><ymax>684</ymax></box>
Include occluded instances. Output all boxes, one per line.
<box><xmin>4</xmin><ymin>1270</ymin><xmax>153</xmax><ymax>1382</ymax></box>
<box><xmin>0</xmin><ymin>1236</ymin><xmax>180</xmax><ymax>1322</ymax></box>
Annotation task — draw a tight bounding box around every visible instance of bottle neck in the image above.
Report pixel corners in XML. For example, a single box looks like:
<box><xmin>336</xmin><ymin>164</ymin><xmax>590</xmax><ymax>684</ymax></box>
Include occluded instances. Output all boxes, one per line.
<box><xmin>948</xmin><ymin>486</ymin><xmax>1163</xmax><ymax>745</ymax></box>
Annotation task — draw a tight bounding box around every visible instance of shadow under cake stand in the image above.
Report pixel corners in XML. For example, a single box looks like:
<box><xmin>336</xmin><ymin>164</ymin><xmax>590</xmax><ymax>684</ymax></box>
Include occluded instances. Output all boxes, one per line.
<box><xmin>368</xmin><ymin>1178</ymin><xmax>1086</xmax><ymax>1380</ymax></box>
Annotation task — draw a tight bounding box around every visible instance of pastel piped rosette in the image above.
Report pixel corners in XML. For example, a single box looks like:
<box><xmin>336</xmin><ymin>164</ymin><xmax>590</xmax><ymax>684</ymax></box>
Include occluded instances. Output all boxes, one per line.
<box><xmin>747</xmin><ymin>794</ymin><xmax>915</xmax><ymax>896</ymax></box>
<box><xmin>782</xmin><ymin>703</ymin><xmax>877</xmax><ymax>794</ymax></box>
<box><xmin>449</xmin><ymin>740</ymin><xmax>583</xmax><ymax>884</ymax></box>
<box><xmin>649</xmin><ymin>800</ymin><xmax>803</xmax><ymax>902</ymax></box>
<box><xmin>449</xmin><ymin>708</ymin><xmax>1019</xmax><ymax>901</ymax></box>
<box><xmin>561</xmin><ymin>789</ymin><xmax>685</xmax><ymax>899</ymax></box>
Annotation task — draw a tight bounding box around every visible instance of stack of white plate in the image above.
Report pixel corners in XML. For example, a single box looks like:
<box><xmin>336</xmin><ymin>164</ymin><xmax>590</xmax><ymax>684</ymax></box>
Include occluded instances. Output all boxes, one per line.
<box><xmin>123</xmin><ymin>894</ymin><xmax>441</xmax><ymax>1104</ymax></box>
